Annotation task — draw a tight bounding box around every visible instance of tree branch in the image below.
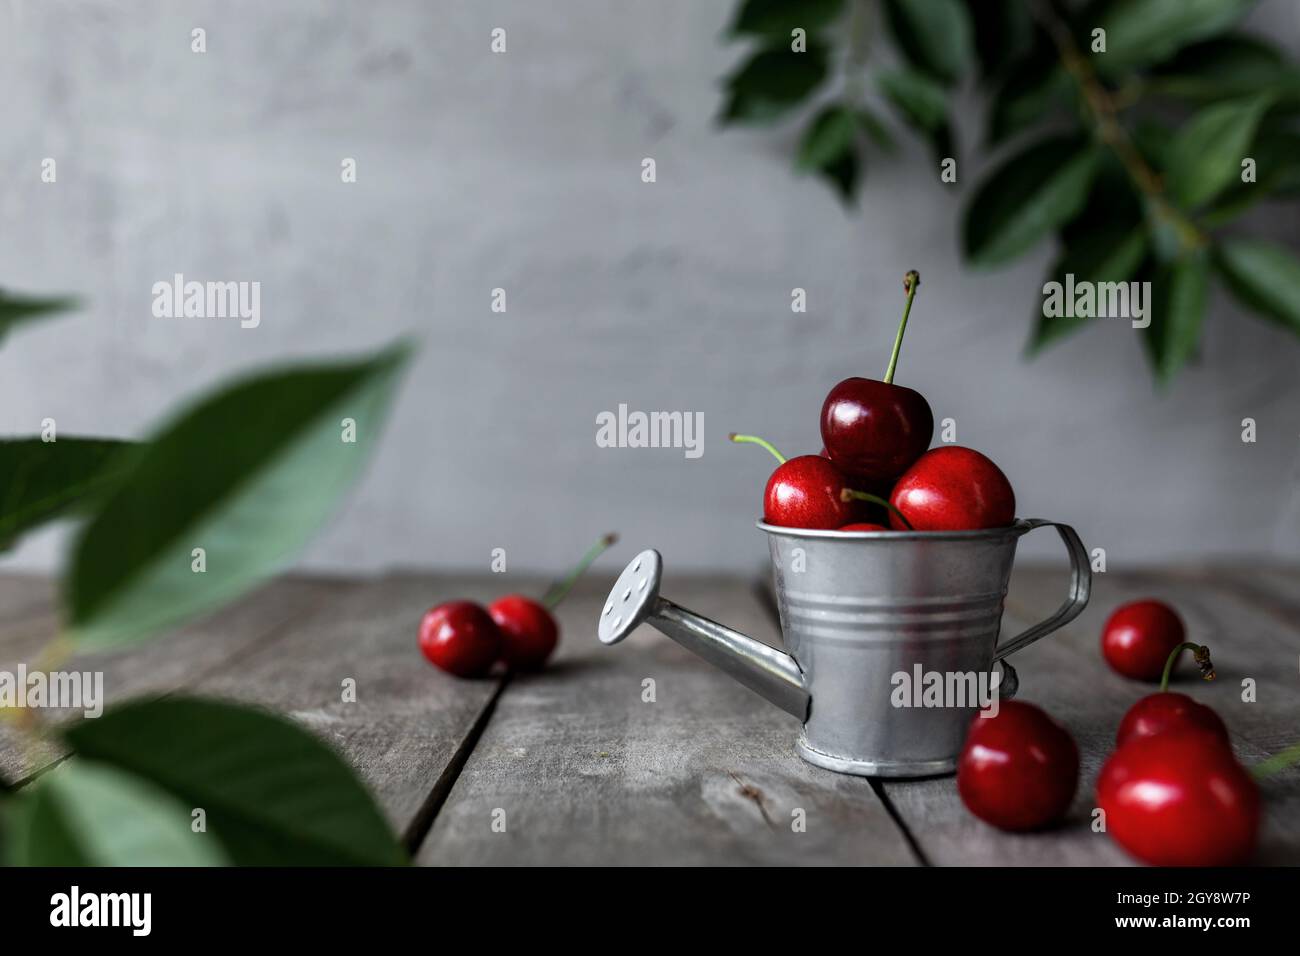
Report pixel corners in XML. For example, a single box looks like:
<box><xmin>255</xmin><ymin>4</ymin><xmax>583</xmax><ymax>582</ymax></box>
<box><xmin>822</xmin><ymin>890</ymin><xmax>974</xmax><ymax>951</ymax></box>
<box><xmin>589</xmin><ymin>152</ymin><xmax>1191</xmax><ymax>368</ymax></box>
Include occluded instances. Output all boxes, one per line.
<box><xmin>1032</xmin><ymin>0</ymin><xmax>1206</xmax><ymax>253</ymax></box>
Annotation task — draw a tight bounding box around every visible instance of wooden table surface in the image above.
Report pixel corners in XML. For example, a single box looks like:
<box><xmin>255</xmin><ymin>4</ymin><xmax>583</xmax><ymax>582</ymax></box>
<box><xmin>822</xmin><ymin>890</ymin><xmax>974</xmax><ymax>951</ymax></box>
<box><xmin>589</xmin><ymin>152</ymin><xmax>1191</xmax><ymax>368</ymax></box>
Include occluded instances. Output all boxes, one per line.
<box><xmin>1</xmin><ymin>564</ymin><xmax>1297</xmax><ymax>866</ymax></box>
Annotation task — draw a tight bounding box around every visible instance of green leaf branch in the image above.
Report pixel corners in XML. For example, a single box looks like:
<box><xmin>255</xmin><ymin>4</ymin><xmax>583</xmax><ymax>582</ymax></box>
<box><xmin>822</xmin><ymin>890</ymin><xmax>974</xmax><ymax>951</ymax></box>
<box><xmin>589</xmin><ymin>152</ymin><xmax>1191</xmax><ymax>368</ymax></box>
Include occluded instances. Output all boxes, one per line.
<box><xmin>715</xmin><ymin>0</ymin><xmax>1300</xmax><ymax>382</ymax></box>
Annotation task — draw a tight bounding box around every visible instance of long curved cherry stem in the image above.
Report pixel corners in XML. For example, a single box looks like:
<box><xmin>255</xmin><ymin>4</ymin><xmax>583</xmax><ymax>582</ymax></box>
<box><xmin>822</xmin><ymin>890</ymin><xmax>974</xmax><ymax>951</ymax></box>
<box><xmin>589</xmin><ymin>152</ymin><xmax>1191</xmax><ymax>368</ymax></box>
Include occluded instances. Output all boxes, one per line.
<box><xmin>542</xmin><ymin>533</ymin><xmax>618</xmax><ymax>610</ymax></box>
<box><xmin>883</xmin><ymin>270</ymin><xmax>920</xmax><ymax>385</ymax></box>
<box><xmin>1252</xmin><ymin>741</ymin><xmax>1300</xmax><ymax>780</ymax></box>
<box><xmin>841</xmin><ymin>488</ymin><xmax>914</xmax><ymax>530</ymax></box>
<box><xmin>1160</xmin><ymin>641</ymin><xmax>1215</xmax><ymax>692</ymax></box>
<box><xmin>729</xmin><ymin>433</ymin><xmax>786</xmax><ymax>465</ymax></box>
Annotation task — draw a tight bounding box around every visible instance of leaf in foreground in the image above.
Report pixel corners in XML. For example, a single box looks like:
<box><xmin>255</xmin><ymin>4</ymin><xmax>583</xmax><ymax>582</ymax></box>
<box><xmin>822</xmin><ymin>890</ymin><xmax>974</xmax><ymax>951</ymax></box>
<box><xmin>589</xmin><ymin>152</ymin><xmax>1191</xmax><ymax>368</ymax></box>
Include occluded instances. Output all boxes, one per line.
<box><xmin>0</xmin><ymin>438</ymin><xmax>133</xmax><ymax>551</ymax></box>
<box><xmin>0</xmin><ymin>291</ymin><xmax>79</xmax><ymax>345</ymax></box>
<box><xmin>5</xmin><ymin>758</ymin><xmax>227</xmax><ymax>866</ymax></box>
<box><xmin>65</xmin><ymin>342</ymin><xmax>411</xmax><ymax>650</ymax></box>
<box><xmin>63</xmin><ymin>696</ymin><xmax>407</xmax><ymax>865</ymax></box>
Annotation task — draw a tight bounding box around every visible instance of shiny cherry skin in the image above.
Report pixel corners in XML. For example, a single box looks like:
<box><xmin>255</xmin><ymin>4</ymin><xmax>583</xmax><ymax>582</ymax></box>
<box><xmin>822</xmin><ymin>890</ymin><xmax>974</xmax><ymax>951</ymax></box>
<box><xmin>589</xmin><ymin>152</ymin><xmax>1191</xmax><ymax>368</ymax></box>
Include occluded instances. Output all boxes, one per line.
<box><xmin>889</xmin><ymin>446</ymin><xmax>1015</xmax><ymax>531</ymax></box>
<box><xmin>1116</xmin><ymin>692</ymin><xmax>1229</xmax><ymax>748</ymax></box>
<box><xmin>488</xmin><ymin>594</ymin><xmax>559</xmax><ymax>672</ymax></box>
<box><xmin>957</xmin><ymin>701</ymin><xmax>1079</xmax><ymax>831</ymax></box>
<box><xmin>1097</xmin><ymin>731</ymin><xmax>1259</xmax><ymax>866</ymax></box>
<box><xmin>419</xmin><ymin>601</ymin><xmax>501</xmax><ymax>678</ymax></box>
<box><xmin>763</xmin><ymin>455</ymin><xmax>858</xmax><ymax>529</ymax></box>
<box><xmin>839</xmin><ymin>522</ymin><xmax>888</xmax><ymax>531</ymax></box>
<box><xmin>1101</xmin><ymin>600</ymin><xmax>1185</xmax><ymax>681</ymax></box>
<box><xmin>821</xmin><ymin>378</ymin><xmax>934</xmax><ymax>484</ymax></box>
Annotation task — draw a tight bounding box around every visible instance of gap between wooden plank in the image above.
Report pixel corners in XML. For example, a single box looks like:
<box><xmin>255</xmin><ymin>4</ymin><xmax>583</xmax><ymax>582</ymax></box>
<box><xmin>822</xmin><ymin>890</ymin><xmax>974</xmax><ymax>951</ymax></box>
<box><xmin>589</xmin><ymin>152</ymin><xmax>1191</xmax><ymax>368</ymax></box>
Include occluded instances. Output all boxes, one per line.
<box><xmin>401</xmin><ymin>675</ymin><xmax>510</xmax><ymax>854</ymax></box>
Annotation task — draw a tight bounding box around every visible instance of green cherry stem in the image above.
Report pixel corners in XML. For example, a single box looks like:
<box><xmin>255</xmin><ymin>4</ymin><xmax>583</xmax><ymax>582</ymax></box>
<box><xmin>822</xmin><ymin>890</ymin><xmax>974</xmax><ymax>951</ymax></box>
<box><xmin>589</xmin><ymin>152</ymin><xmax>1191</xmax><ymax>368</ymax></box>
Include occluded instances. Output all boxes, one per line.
<box><xmin>1160</xmin><ymin>642</ymin><xmax>1215</xmax><ymax>693</ymax></box>
<box><xmin>729</xmin><ymin>433</ymin><xmax>787</xmax><ymax>465</ymax></box>
<box><xmin>841</xmin><ymin>488</ymin><xmax>914</xmax><ymax>530</ymax></box>
<box><xmin>1252</xmin><ymin>740</ymin><xmax>1300</xmax><ymax>780</ymax></box>
<box><xmin>883</xmin><ymin>269</ymin><xmax>920</xmax><ymax>385</ymax></box>
<box><xmin>541</xmin><ymin>533</ymin><xmax>618</xmax><ymax>610</ymax></box>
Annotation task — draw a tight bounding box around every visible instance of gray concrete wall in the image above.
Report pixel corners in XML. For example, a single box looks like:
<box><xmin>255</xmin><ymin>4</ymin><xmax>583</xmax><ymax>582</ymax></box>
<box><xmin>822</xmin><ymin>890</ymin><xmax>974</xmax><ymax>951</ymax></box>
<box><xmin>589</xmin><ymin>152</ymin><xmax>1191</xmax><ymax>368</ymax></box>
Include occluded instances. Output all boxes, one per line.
<box><xmin>1</xmin><ymin>0</ymin><xmax>1297</xmax><ymax>578</ymax></box>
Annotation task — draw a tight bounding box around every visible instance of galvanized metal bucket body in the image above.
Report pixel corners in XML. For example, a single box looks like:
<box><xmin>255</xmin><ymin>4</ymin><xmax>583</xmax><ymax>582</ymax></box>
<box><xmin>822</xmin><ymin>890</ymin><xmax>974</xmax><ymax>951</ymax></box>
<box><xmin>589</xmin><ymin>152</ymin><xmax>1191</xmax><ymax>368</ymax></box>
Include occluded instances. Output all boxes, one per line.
<box><xmin>764</xmin><ymin>519</ymin><xmax>1088</xmax><ymax>776</ymax></box>
<box><xmin>597</xmin><ymin>519</ymin><xmax>1090</xmax><ymax>778</ymax></box>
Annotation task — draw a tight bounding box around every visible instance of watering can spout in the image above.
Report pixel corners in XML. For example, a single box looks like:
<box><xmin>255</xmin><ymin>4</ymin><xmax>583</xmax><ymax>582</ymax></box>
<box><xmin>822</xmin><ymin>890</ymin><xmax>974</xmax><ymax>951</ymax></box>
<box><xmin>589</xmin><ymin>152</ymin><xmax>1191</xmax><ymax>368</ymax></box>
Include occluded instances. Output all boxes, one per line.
<box><xmin>597</xmin><ymin>550</ymin><xmax>811</xmax><ymax>721</ymax></box>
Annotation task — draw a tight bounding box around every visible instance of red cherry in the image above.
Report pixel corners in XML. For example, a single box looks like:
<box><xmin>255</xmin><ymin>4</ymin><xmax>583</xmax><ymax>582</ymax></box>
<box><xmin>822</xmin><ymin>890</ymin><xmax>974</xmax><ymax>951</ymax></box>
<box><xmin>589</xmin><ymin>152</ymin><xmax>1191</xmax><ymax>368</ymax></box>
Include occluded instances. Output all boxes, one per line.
<box><xmin>1117</xmin><ymin>692</ymin><xmax>1229</xmax><ymax>748</ymax></box>
<box><xmin>889</xmin><ymin>446</ymin><xmax>1015</xmax><ymax>531</ymax></box>
<box><xmin>820</xmin><ymin>271</ymin><xmax>933</xmax><ymax>484</ymax></box>
<box><xmin>763</xmin><ymin>455</ymin><xmax>858</xmax><ymax>529</ymax></box>
<box><xmin>957</xmin><ymin>700</ymin><xmax>1079</xmax><ymax>831</ymax></box>
<box><xmin>418</xmin><ymin>601</ymin><xmax>501</xmax><ymax>678</ymax></box>
<box><xmin>1101</xmin><ymin>600</ymin><xmax>1185</xmax><ymax>681</ymax></box>
<box><xmin>821</xmin><ymin>378</ymin><xmax>934</xmax><ymax>484</ymax></box>
<box><xmin>1097</xmin><ymin>731</ymin><xmax>1259</xmax><ymax>866</ymax></box>
<box><xmin>488</xmin><ymin>594</ymin><xmax>559</xmax><ymax>671</ymax></box>
<box><xmin>839</xmin><ymin>522</ymin><xmax>888</xmax><ymax>531</ymax></box>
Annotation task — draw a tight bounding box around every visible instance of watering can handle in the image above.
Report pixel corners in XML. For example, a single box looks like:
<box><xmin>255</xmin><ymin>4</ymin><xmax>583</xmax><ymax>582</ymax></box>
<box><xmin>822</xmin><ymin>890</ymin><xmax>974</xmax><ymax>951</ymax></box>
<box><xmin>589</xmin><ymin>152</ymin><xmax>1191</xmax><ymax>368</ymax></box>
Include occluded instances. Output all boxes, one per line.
<box><xmin>992</xmin><ymin>520</ymin><xmax>1091</xmax><ymax>664</ymax></box>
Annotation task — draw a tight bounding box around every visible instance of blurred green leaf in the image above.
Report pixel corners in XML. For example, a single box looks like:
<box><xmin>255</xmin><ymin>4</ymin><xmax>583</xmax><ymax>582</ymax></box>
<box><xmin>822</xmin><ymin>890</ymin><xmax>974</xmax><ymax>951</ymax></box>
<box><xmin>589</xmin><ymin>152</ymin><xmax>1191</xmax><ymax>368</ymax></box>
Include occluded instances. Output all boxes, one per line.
<box><xmin>988</xmin><ymin>57</ymin><xmax>1073</xmax><ymax>145</ymax></box>
<box><xmin>1142</xmin><ymin>253</ymin><xmax>1209</xmax><ymax>383</ymax></box>
<box><xmin>65</xmin><ymin>342</ymin><xmax>411</xmax><ymax>650</ymax></box>
<box><xmin>727</xmin><ymin>0</ymin><xmax>846</xmax><ymax>39</ymax></box>
<box><xmin>1214</xmin><ymin>237</ymin><xmax>1300</xmax><ymax>333</ymax></box>
<box><xmin>797</xmin><ymin>105</ymin><xmax>860</xmax><ymax>203</ymax></box>
<box><xmin>1096</xmin><ymin>0</ymin><xmax>1254</xmax><ymax>73</ymax></box>
<box><xmin>797</xmin><ymin>105</ymin><xmax>857</xmax><ymax>169</ymax></box>
<box><xmin>64</xmin><ymin>697</ymin><xmax>406</xmax><ymax>865</ymax></box>
<box><xmin>0</xmin><ymin>291</ymin><xmax>78</xmax><ymax>346</ymax></box>
<box><xmin>965</xmin><ymin>0</ymin><xmax>1036</xmax><ymax>81</ymax></box>
<box><xmin>1147</xmin><ymin>34</ymin><xmax>1299</xmax><ymax>102</ymax></box>
<box><xmin>963</xmin><ymin>136</ymin><xmax>1101</xmax><ymax>268</ymax></box>
<box><xmin>1205</xmin><ymin>127</ymin><xmax>1300</xmax><ymax>223</ymax></box>
<box><xmin>877</xmin><ymin>67</ymin><xmax>954</xmax><ymax>162</ymax></box>
<box><xmin>5</xmin><ymin>759</ymin><xmax>227</xmax><ymax>866</ymax></box>
<box><xmin>883</xmin><ymin>0</ymin><xmax>973</xmax><ymax>84</ymax></box>
<box><xmin>1165</xmin><ymin>93</ymin><xmax>1272</xmax><ymax>209</ymax></box>
<box><xmin>857</xmin><ymin>106</ymin><xmax>897</xmax><ymax>153</ymax></box>
<box><xmin>720</xmin><ymin>44</ymin><xmax>829</xmax><ymax>124</ymax></box>
<box><xmin>0</xmin><ymin>438</ymin><xmax>133</xmax><ymax>551</ymax></box>
<box><xmin>1128</xmin><ymin>118</ymin><xmax>1177</xmax><ymax>170</ymax></box>
<box><xmin>1030</xmin><ymin>225</ymin><xmax>1149</xmax><ymax>354</ymax></box>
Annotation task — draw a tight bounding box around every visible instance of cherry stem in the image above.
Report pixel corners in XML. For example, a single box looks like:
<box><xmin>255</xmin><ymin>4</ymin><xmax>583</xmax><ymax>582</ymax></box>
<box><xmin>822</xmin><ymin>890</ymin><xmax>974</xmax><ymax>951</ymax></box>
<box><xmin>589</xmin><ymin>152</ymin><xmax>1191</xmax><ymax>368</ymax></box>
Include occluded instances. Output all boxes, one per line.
<box><xmin>883</xmin><ymin>270</ymin><xmax>920</xmax><ymax>386</ymax></box>
<box><xmin>729</xmin><ymin>433</ymin><xmax>786</xmax><ymax>465</ymax></box>
<box><xmin>1252</xmin><ymin>740</ymin><xmax>1300</xmax><ymax>780</ymax></box>
<box><xmin>841</xmin><ymin>488</ymin><xmax>914</xmax><ymax>530</ymax></box>
<box><xmin>1160</xmin><ymin>641</ymin><xmax>1215</xmax><ymax>693</ymax></box>
<box><xmin>541</xmin><ymin>533</ymin><xmax>618</xmax><ymax>610</ymax></box>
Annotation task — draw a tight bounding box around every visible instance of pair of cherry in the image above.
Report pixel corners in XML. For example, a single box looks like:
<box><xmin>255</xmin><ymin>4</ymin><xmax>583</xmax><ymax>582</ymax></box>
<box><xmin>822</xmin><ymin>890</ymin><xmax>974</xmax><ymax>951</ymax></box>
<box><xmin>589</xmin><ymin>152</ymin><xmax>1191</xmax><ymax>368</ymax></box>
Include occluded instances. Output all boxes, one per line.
<box><xmin>418</xmin><ymin>535</ymin><xmax>616</xmax><ymax>678</ymax></box>
<box><xmin>736</xmin><ymin>272</ymin><xmax>1015</xmax><ymax>533</ymax></box>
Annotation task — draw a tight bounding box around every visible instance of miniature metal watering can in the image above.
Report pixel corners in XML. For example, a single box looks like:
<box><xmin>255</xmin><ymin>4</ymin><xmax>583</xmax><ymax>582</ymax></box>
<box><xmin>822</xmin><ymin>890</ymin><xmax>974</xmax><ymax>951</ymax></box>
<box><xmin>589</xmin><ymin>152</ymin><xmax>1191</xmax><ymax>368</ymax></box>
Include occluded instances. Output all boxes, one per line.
<box><xmin>598</xmin><ymin>519</ymin><xmax>1090</xmax><ymax>777</ymax></box>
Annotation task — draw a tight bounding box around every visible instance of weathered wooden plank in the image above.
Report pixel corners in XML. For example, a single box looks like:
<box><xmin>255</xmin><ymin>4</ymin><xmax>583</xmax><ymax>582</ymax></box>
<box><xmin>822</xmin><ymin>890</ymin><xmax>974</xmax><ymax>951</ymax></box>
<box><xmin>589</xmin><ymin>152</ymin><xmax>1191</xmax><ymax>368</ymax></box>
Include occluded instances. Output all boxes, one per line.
<box><xmin>0</xmin><ymin>575</ymin><xmax>354</xmax><ymax>783</ymax></box>
<box><xmin>187</xmin><ymin>573</ymin><xmax>512</xmax><ymax>844</ymax></box>
<box><xmin>418</xmin><ymin>577</ymin><xmax>918</xmax><ymax>866</ymax></box>
<box><xmin>1004</xmin><ymin>566</ymin><xmax>1300</xmax><ymax>866</ymax></box>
